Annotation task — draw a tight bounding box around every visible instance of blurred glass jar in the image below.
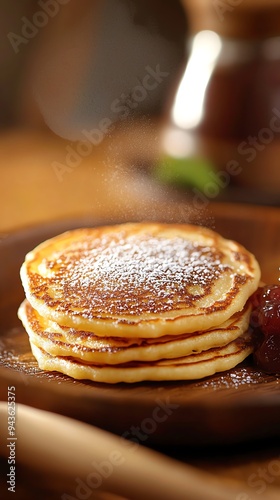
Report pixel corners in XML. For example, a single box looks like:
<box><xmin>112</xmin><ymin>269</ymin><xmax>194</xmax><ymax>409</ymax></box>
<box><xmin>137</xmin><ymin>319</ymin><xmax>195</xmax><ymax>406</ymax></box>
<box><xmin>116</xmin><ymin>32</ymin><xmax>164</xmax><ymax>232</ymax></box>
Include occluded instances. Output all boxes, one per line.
<box><xmin>165</xmin><ymin>0</ymin><xmax>280</xmax><ymax>198</ymax></box>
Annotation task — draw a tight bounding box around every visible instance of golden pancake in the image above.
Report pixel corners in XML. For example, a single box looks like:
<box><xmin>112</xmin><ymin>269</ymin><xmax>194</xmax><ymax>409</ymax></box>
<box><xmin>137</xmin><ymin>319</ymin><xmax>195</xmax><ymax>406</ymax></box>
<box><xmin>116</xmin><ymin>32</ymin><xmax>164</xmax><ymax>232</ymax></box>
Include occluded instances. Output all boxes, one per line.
<box><xmin>18</xmin><ymin>299</ymin><xmax>252</xmax><ymax>364</ymax></box>
<box><xmin>29</xmin><ymin>331</ymin><xmax>254</xmax><ymax>383</ymax></box>
<box><xmin>20</xmin><ymin>223</ymin><xmax>260</xmax><ymax>338</ymax></box>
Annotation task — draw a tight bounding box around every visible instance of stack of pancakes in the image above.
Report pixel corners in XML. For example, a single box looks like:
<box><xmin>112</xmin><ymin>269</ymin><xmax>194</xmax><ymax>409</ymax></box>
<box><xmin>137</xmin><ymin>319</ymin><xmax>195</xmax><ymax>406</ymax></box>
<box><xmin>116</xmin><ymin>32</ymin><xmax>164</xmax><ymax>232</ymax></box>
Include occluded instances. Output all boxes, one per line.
<box><xmin>18</xmin><ymin>223</ymin><xmax>261</xmax><ymax>383</ymax></box>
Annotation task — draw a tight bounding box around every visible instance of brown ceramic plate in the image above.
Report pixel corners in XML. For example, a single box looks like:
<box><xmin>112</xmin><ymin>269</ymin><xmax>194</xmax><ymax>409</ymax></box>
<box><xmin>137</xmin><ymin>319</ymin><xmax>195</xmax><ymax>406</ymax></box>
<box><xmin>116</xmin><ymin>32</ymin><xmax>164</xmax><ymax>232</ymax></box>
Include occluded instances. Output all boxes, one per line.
<box><xmin>0</xmin><ymin>203</ymin><xmax>280</xmax><ymax>446</ymax></box>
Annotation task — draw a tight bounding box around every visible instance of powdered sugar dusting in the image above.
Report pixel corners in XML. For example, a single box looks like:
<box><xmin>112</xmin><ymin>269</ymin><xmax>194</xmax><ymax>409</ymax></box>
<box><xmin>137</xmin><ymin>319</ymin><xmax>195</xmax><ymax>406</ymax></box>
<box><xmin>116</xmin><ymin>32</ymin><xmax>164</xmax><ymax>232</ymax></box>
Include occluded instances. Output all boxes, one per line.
<box><xmin>43</xmin><ymin>233</ymin><xmax>231</xmax><ymax>317</ymax></box>
<box><xmin>199</xmin><ymin>367</ymin><xmax>280</xmax><ymax>389</ymax></box>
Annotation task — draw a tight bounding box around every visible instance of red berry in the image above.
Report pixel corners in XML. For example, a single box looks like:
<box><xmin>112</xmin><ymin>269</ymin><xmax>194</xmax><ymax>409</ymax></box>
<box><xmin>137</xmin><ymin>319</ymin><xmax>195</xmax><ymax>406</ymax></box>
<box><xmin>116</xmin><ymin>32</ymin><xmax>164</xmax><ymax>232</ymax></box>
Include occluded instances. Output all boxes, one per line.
<box><xmin>251</xmin><ymin>284</ymin><xmax>280</xmax><ymax>374</ymax></box>
<box><xmin>259</xmin><ymin>302</ymin><xmax>280</xmax><ymax>336</ymax></box>
<box><xmin>262</xmin><ymin>285</ymin><xmax>280</xmax><ymax>302</ymax></box>
<box><xmin>254</xmin><ymin>332</ymin><xmax>280</xmax><ymax>374</ymax></box>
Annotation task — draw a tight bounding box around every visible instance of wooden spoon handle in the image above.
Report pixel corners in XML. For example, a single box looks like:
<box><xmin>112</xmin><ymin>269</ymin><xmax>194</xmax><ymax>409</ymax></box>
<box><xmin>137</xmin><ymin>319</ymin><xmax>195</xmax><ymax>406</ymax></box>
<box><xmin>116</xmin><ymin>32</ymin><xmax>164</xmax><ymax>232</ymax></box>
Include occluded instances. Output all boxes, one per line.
<box><xmin>0</xmin><ymin>402</ymin><xmax>279</xmax><ymax>500</ymax></box>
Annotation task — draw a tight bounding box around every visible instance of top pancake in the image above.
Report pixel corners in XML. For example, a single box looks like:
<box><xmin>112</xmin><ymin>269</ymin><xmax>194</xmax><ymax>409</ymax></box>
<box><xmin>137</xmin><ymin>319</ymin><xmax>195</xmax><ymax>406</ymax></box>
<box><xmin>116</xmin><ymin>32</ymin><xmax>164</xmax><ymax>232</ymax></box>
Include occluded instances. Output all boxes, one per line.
<box><xmin>20</xmin><ymin>222</ymin><xmax>260</xmax><ymax>338</ymax></box>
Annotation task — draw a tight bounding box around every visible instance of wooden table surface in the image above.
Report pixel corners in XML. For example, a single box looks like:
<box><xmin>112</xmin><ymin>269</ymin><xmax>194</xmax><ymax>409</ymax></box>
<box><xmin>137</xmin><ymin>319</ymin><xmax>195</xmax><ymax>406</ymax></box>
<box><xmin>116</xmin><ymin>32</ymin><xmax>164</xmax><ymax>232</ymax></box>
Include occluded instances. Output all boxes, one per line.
<box><xmin>0</xmin><ymin>126</ymin><xmax>280</xmax><ymax>500</ymax></box>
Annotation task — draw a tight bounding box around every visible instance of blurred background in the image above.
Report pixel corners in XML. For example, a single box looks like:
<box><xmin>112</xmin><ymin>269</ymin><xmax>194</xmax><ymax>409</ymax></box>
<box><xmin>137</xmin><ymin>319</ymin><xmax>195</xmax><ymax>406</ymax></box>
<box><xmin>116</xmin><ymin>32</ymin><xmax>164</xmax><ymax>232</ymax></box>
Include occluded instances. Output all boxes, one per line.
<box><xmin>1</xmin><ymin>3</ymin><xmax>280</xmax><ymax>498</ymax></box>
<box><xmin>1</xmin><ymin>0</ymin><xmax>187</xmax><ymax>130</ymax></box>
<box><xmin>1</xmin><ymin>0</ymin><xmax>280</xmax><ymax>233</ymax></box>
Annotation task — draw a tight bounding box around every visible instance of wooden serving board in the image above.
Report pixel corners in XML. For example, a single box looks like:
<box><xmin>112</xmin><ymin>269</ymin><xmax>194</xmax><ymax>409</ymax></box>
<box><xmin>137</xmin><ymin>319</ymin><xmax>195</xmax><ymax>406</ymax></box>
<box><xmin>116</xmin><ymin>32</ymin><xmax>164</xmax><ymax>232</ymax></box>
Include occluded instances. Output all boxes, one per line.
<box><xmin>0</xmin><ymin>208</ymin><xmax>280</xmax><ymax>446</ymax></box>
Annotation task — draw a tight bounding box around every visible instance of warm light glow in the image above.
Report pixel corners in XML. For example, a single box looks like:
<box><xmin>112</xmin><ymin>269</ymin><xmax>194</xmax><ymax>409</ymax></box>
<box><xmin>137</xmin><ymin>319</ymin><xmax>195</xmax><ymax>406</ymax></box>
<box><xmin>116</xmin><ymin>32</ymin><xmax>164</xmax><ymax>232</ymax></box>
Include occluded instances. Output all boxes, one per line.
<box><xmin>172</xmin><ymin>30</ymin><xmax>222</xmax><ymax>129</ymax></box>
<box><xmin>162</xmin><ymin>128</ymin><xmax>196</xmax><ymax>158</ymax></box>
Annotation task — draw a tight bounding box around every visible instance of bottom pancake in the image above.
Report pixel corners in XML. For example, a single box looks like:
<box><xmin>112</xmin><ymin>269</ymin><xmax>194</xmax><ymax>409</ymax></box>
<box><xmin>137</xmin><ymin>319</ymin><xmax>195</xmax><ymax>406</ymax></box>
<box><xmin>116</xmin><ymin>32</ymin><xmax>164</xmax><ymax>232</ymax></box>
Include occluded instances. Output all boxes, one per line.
<box><xmin>29</xmin><ymin>333</ymin><xmax>253</xmax><ymax>384</ymax></box>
